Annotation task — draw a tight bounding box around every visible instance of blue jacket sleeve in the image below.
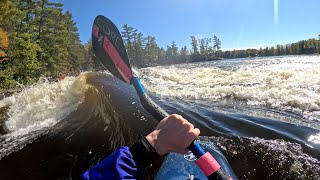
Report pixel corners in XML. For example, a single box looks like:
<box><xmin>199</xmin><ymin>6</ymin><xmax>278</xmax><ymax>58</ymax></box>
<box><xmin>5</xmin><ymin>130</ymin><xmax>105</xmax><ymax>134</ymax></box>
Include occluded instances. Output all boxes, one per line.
<box><xmin>81</xmin><ymin>146</ymin><xmax>140</xmax><ymax>180</ymax></box>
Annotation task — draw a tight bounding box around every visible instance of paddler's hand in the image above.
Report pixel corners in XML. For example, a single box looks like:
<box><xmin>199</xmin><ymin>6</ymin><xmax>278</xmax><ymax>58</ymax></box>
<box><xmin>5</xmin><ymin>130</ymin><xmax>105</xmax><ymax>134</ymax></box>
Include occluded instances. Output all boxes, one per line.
<box><xmin>145</xmin><ymin>114</ymin><xmax>200</xmax><ymax>156</ymax></box>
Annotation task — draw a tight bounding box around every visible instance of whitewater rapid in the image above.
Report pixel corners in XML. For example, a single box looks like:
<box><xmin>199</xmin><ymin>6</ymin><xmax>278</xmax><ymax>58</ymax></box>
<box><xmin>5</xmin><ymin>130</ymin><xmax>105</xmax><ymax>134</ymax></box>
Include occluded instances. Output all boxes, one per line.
<box><xmin>0</xmin><ymin>74</ymin><xmax>89</xmax><ymax>159</ymax></box>
<box><xmin>138</xmin><ymin>55</ymin><xmax>320</xmax><ymax>123</ymax></box>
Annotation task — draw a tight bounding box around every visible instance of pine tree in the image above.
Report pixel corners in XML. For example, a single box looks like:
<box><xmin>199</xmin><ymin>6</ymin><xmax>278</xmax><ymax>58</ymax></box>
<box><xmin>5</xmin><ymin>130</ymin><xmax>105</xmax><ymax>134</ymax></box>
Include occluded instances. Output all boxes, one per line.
<box><xmin>213</xmin><ymin>35</ymin><xmax>221</xmax><ymax>51</ymax></box>
<box><xmin>0</xmin><ymin>0</ymin><xmax>21</xmax><ymax>33</ymax></box>
<box><xmin>179</xmin><ymin>46</ymin><xmax>190</xmax><ymax>63</ymax></box>
<box><xmin>199</xmin><ymin>38</ymin><xmax>205</xmax><ymax>57</ymax></box>
<box><xmin>133</xmin><ymin>32</ymin><xmax>145</xmax><ymax>67</ymax></box>
<box><xmin>145</xmin><ymin>36</ymin><xmax>159</xmax><ymax>66</ymax></box>
<box><xmin>190</xmin><ymin>36</ymin><xmax>198</xmax><ymax>55</ymax></box>
<box><xmin>157</xmin><ymin>47</ymin><xmax>166</xmax><ymax>65</ymax></box>
<box><xmin>121</xmin><ymin>24</ymin><xmax>137</xmax><ymax>64</ymax></box>
<box><xmin>38</xmin><ymin>2</ymin><xmax>71</xmax><ymax>75</ymax></box>
<box><xmin>8</xmin><ymin>33</ymin><xmax>41</xmax><ymax>85</ymax></box>
<box><xmin>64</xmin><ymin>11</ymin><xmax>86</xmax><ymax>73</ymax></box>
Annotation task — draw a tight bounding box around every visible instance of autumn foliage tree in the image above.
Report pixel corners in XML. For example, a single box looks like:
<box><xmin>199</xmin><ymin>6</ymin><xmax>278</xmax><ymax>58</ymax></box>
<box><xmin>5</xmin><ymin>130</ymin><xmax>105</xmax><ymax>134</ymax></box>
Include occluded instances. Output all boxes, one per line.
<box><xmin>0</xmin><ymin>28</ymin><xmax>9</xmax><ymax>61</ymax></box>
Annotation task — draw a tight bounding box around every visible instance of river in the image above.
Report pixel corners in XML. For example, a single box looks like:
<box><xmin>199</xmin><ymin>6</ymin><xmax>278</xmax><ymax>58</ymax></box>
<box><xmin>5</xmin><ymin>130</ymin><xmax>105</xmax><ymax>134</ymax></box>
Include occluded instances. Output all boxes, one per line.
<box><xmin>0</xmin><ymin>55</ymin><xmax>319</xmax><ymax>179</ymax></box>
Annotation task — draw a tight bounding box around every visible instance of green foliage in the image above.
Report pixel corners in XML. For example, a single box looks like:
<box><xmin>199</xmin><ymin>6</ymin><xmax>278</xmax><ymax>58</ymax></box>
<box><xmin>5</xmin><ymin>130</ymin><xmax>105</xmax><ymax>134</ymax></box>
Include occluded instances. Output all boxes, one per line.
<box><xmin>8</xmin><ymin>33</ymin><xmax>41</xmax><ymax>85</ymax></box>
<box><xmin>213</xmin><ymin>35</ymin><xmax>221</xmax><ymax>51</ymax></box>
<box><xmin>83</xmin><ymin>38</ymin><xmax>103</xmax><ymax>71</ymax></box>
<box><xmin>144</xmin><ymin>36</ymin><xmax>159</xmax><ymax>66</ymax></box>
<box><xmin>0</xmin><ymin>0</ymin><xmax>96</xmax><ymax>91</ymax></box>
<box><xmin>190</xmin><ymin>36</ymin><xmax>198</xmax><ymax>55</ymax></box>
<box><xmin>0</xmin><ymin>69</ymin><xmax>17</xmax><ymax>89</ymax></box>
<box><xmin>0</xmin><ymin>0</ymin><xmax>22</xmax><ymax>32</ymax></box>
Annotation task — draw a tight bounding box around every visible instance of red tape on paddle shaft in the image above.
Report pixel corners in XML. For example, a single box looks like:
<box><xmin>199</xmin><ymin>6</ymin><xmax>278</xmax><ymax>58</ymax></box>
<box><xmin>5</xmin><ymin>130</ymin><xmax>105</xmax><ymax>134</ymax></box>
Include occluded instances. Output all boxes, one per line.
<box><xmin>93</xmin><ymin>24</ymin><xmax>132</xmax><ymax>84</ymax></box>
<box><xmin>196</xmin><ymin>152</ymin><xmax>221</xmax><ymax>176</ymax></box>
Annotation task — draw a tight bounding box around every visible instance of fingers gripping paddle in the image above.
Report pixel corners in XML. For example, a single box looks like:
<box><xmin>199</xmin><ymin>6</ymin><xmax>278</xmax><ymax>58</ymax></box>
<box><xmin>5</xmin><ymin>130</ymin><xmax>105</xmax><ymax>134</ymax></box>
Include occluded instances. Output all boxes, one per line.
<box><xmin>92</xmin><ymin>15</ymin><xmax>234</xmax><ymax>180</ymax></box>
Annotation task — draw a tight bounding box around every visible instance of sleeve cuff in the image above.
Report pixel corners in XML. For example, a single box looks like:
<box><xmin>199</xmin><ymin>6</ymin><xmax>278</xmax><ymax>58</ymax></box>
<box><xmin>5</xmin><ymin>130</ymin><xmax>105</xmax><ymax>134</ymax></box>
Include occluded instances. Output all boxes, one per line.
<box><xmin>129</xmin><ymin>135</ymin><xmax>160</xmax><ymax>170</ymax></box>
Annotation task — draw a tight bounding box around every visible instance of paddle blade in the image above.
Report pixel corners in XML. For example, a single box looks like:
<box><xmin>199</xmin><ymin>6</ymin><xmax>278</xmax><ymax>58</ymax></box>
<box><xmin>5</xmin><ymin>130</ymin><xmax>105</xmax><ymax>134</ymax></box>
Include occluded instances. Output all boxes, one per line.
<box><xmin>92</xmin><ymin>15</ymin><xmax>133</xmax><ymax>84</ymax></box>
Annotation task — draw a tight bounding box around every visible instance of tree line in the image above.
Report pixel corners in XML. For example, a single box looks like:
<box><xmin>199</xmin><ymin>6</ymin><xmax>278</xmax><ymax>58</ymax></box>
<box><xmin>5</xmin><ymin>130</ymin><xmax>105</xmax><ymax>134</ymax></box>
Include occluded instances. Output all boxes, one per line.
<box><xmin>121</xmin><ymin>25</ymin><xmax>223</xmax><ymax>67</ymax></box>
<box><xmin>1</xmin><ymin>0</ymin><xmax>319</xmax><ymax>91</ymax></box>
<box><xmin>219</xmin><ymin>37</ymin><xmax>320</xmax><ymax>59</ymax></box>
<box><xmin>123</xmin><ymin>25</ymin><xmax>320</xmax><ymax>67</ymax></box>
<box><xmin>0</xmin><ymin>0</ymin><xmax>101</xmax><ymax>90</ymax></box>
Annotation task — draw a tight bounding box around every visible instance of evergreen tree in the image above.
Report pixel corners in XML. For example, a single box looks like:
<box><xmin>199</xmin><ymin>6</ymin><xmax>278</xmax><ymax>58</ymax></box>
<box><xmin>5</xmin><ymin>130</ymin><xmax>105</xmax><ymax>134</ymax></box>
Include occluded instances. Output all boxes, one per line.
<box><xmin>179</xmin><ymin>46</ymin><xmax>190</xmax><ymax>63</ymax></box>
<box><xmin>190</xmin><ymin>36</ymin><xmax>199</xmax><ymax>55</ymax></box>
<box><xmin>83</xmin><ymin>39</ymin><xmax>103</xmax><ymax>71</ymax></box>
<box><xmin>133</xmin><ymin>32</ymin><xmax>145</xmax><ymax>67</ymax></box>
<box><xmin>276</xmin><ymin>45</ymin><xmax>281</xmax><ymax>56</ymax></box>
<box><xmin>145</xmin><ymin>36</ymin><xmax>158</xmax><ymax>66</ymax></box>
<box><xmin>213</xmin><ymin>35</ymin><xmax>221</xmax><ymax>51</ymax></box>
<box><xmin>37</xmin><ymin>1</ymin><xmax>71</xmax><ymax>75</ymax></box>
<box><xmin>171</xmin><ymin>41</ymin><xmax>178</xmax><ymax>57</ymax></box>
<box><xmin>0</xmin><ymin>0</ymin><xmax>21</xmax><ymax>33</ymax></box>
<box><xmin>121</xmin><ymin>24</ymin><xmax>137</xmax><ymax>64</ymax></box>
<box><xmin>7</xmin><ymin>33</ymin><xmax>41</xmax><ymax>86</ymax></box>
<box><xmin>157</xmin><ymin>47</ymin><xmax>166</xmax><ymax>65</ymax></box>
<box><xmin>64</xmin><ymin>11</ymin><xmax>86</xmax><ymax>73</ymax></box>
<box><xmin>164</xmin><ymin>41</ymin><xmax>178</xmax><ymax>64</ymax></box>
<box><xmin>199</xmin><ymin>38</ymin><xmax>205</xmax><ymax>57</ymax></box>
<box><xmin>204</xmin><ymin>38</ymin><xmax>210</xmax><ymax>59</ymax></box>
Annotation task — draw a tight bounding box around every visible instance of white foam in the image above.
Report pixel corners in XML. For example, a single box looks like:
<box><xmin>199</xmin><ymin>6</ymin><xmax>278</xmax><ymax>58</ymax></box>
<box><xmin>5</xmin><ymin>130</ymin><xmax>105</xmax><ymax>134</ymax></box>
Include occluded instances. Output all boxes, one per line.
<box><xmin>3</xmin><ymin>75</ymin><xmax>88</xmax><ymax>132</ymax></box>
<box><xmin>138</xmin><ymin>56</ymin><xmax>320</xmax><ymax>121</ymax></box>
<box><xmin>0</xmin><ymin>73</ymin><xmax>90</xmax><ymax>159</ymax></box>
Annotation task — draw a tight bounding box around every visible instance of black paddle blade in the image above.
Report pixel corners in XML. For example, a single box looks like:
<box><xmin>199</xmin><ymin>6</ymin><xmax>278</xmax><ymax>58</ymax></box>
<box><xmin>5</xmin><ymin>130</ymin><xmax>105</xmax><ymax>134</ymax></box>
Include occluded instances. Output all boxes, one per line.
<box><xmin>92</xmin><ymin>15</ymin><xmax>133</xmax><ymax>84</ymax></box>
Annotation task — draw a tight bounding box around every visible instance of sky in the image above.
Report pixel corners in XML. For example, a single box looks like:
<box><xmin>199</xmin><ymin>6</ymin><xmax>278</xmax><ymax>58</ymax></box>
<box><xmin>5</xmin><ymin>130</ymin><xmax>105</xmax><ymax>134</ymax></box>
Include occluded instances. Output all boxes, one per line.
<box><xmin>55</xmin><ymin>0</ymin><xmax>320</xmax><ymax>50</ymax></box>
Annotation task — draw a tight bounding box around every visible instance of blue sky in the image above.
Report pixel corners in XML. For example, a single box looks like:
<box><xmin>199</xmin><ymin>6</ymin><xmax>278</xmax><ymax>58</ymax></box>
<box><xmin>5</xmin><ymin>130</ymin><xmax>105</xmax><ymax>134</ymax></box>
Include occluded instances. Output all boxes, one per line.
<box><xmin>56</xmin><ymin>0</ymin><xmax>320</xmax><ymax>50</ymax></box>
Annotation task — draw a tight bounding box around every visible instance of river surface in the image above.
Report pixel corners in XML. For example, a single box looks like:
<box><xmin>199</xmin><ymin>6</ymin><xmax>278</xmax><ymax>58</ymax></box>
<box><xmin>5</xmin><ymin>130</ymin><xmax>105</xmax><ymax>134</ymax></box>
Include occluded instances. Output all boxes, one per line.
<box><xmin>0</xmin><ymin>55</ymin><xmax>319</xmax><ymax>179</ymax></box>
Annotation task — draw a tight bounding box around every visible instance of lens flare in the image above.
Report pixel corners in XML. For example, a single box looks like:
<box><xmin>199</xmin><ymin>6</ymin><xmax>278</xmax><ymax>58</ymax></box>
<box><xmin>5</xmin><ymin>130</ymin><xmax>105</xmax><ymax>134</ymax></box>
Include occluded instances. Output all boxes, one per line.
<box><xmin>274</xmin><ymin>0</ymin><xmax>279</xmax><ymax>25</ymax></box>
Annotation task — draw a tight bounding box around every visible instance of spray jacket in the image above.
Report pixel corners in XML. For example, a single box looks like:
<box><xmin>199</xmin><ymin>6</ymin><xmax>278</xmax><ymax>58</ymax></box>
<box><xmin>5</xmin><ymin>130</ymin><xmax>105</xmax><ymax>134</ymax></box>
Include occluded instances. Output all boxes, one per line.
<box><xmin>81</xmin><ymin>135</ymin><xmax>160</xmax><ymax>180</ymax></box>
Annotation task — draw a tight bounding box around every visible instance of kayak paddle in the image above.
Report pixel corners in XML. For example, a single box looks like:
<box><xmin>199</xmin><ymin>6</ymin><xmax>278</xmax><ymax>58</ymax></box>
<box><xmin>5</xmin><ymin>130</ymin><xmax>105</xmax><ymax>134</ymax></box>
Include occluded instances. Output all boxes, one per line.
<box><xmin>92</xmin><ymin>15</ymin><xmax>234</xmax><ymax>180</ymax></box>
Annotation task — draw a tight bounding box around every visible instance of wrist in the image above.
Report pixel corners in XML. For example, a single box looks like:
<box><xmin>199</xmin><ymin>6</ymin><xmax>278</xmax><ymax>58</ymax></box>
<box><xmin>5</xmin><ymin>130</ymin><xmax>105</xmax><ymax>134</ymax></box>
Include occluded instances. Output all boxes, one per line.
<box><xmin>146</xmin><ymin>131</ymin><xmax>167</xmax><ymax>156</ymax></box>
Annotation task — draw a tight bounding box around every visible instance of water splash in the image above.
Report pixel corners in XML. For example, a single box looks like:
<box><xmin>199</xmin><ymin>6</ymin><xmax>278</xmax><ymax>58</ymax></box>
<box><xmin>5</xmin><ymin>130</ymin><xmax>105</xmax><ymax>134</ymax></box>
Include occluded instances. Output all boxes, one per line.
<box><xmin>0</xmin><ymin>73</ymin><xmax>90</xmax><ymax>159</ymax></box>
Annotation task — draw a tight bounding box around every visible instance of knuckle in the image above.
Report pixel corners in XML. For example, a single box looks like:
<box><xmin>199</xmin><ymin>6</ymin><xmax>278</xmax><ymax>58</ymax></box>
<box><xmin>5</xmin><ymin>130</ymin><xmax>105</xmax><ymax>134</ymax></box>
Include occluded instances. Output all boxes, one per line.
<box><xmin>171</xmin><ymin>114</ymin><xmax>179</xmax><ymax>118</ymax></box>
<box><xmin>183</xmin><ymin>122</ymin><xmax>194</xmax><ymax>130</ymax></box>
<box><xmin>171</xmin><ymin>114</ymin><xmax>183</xmax><ymax>120</ymax></box>
<box><xmin>188</xmin><ymin>123</ymin><xmax>194</xmax><ymax>129</ymax></box>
